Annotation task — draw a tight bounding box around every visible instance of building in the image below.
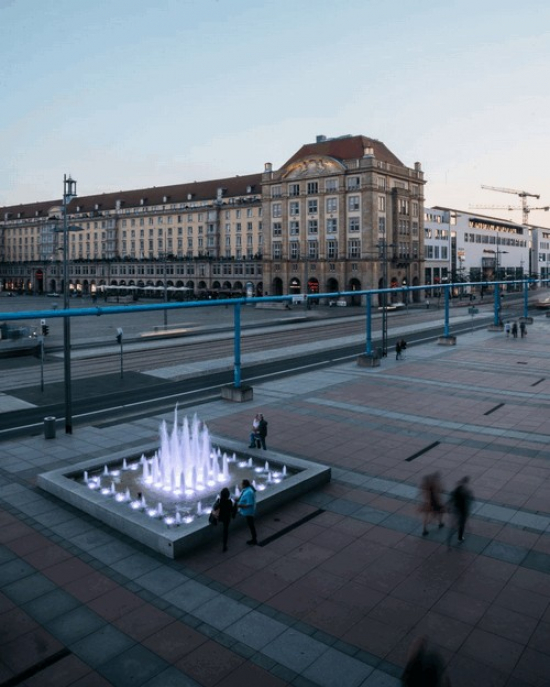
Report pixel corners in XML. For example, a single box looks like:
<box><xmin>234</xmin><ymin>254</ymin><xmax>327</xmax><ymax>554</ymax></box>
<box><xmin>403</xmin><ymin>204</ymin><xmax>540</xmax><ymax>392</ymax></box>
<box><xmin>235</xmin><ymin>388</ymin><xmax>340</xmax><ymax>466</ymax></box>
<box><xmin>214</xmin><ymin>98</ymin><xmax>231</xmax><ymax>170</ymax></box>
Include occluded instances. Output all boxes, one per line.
<box><xmin>424</xmin><ymin>207</ymin><xmax>533</xmax><ymax>297</ymax></box>
<box><xmin>0</xmin><ymin>134</ymin><xmax>425</xmax><ymax>303</ymax></box>
<box><xmin>262</xmin><ymin>135</ymin><xmax>426</xmax><ymax>304</ymax></box>
<box><xmin>1</xmin><ymin>175</ymin><xmax>264</xmax><ymax>298</ymax></box>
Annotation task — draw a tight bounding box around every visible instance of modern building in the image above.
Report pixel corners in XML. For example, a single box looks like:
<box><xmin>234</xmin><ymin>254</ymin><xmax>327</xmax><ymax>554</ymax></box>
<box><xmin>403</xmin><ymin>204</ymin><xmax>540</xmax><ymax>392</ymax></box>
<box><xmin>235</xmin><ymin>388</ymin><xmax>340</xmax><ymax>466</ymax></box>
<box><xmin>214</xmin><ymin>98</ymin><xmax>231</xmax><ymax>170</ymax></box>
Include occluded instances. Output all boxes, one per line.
<box><xmin>424</xmin><ymin>207</ymin><xmax>534</xmax><ymax>297</ymax></box>
<box><xmin>0</xmin><ymin>134</ymin><xmax>426</xmax><ymax>303</ymax></box>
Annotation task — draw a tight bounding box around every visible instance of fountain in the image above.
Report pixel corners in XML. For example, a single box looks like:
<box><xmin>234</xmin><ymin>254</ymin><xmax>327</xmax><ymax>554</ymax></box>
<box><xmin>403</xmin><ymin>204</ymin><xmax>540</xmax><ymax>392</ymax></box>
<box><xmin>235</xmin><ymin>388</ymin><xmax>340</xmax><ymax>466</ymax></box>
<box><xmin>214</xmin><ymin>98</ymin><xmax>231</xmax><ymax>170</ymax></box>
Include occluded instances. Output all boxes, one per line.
<box><xmin>38</xmin><ymin>407</ymin><xmax>331</xmax><ymax>558</ymax></box>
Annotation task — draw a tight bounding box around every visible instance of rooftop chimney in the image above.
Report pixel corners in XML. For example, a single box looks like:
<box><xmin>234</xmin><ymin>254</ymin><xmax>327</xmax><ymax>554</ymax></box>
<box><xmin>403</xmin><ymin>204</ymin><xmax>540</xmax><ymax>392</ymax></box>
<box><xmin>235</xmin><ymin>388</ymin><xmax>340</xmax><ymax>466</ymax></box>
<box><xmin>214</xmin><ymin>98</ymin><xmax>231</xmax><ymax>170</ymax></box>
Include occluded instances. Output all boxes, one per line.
<box><xmin>316</xmin><ymin>135</ymin><xmax>327</xmax><ymax>143</ymax></box>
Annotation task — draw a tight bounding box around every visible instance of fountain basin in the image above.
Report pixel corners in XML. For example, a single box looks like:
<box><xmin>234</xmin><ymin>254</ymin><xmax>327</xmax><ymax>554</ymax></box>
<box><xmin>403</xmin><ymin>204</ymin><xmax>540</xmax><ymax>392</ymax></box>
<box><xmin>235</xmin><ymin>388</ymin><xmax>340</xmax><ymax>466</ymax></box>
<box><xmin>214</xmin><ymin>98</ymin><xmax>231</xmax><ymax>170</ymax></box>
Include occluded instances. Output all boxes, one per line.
<box><xmin>38</xmin><ymin>436</ymin><xmax>331</xmax><ymax>558</ymax></box>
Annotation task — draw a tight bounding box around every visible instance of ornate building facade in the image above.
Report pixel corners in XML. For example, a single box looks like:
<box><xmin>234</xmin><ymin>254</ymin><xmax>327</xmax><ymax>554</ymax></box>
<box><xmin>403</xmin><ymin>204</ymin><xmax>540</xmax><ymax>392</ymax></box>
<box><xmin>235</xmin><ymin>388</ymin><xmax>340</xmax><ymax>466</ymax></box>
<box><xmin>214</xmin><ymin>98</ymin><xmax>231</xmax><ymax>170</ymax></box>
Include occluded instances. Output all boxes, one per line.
<box><xmin>262</xmin><ymin>135</ymin><xmax>425</xmax><ymax>303</ymax></box>
<box><xmin>0</xmin><ymin>134</ymin><xmax>425</xmax><ymax>303</ymax></box>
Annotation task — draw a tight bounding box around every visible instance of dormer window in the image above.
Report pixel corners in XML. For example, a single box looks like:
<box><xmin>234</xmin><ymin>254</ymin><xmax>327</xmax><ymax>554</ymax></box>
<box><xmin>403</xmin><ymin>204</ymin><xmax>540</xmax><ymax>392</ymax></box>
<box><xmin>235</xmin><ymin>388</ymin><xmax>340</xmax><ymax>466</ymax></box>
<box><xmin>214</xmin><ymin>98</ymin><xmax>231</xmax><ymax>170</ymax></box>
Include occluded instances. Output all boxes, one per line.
<box><xmin>140</xmin><ymin>198</ymin><xmax>146</xmax><ymax>206</ymax></box>
<box><xmin>163</xmin><ymin>196</ymin><xmax>169</xmax><ymax>203</ymax></box>
<box><xmin>187</xmin><ymin>193</ymin><xmax>194</xmax><ymax>201</ymax></box>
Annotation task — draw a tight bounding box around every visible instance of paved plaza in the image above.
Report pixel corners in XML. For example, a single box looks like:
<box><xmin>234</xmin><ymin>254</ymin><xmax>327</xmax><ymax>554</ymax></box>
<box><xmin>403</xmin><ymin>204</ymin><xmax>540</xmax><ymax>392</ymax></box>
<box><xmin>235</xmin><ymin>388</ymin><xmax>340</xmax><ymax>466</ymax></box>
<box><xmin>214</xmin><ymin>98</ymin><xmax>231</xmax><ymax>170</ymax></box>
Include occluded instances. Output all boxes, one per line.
<box><xmin>1</xmin><ymin>314</ymin><xmax>550</xmax><ymax>686</ymax></box>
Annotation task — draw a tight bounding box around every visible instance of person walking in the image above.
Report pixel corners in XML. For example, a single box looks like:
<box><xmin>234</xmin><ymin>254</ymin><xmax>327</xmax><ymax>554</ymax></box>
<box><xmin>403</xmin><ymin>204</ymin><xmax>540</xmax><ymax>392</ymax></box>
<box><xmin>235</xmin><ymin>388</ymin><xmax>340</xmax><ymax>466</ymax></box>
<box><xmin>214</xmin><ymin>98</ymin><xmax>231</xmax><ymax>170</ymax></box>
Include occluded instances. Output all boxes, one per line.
<box><xmin>520</xmin><ymin>321</ymin><xmax>527</xmax><ymax>338</ymax></box>
<box><xmin>396</xmin><ymin>341</ymin><xmax>402</xmax><ymax>360</ymax></box>
<box><xmin>447</xmin><ymin>477</ymin><xmax>473</xmax><ymax>546</ymax></box>
<box><xmin>512</xmin><ymin>321</ymin><xmax>518</xmax><ymax>338</ymax></box>
<box><xmin>214</xmin><ymin>487</ymin><xmax>235</xmax><ymax>553</ymax></box>
<box><xmin>400</xmin><ymin>339</ymin><xmax>407</xmax><ymax>359</ymax></box>
<box><xmin>401</xmin><ymin>636</ymin><xmax>451</xmax><ymax>686</ymax></box>
<box><xmin>420</xmin><ymin>472</ymin><xmax>445</xmax><ymax>536</ymax></box>
<box><xmin>257</xmin><ymin>414</ymin><xmax>268</xmax><ymax>450</ymax></box>
<box><xmin>504</xmin><ymin>322</ymin><xmax>511</xmax><ymax>338</ymax></box>
<box><xmin>237</xmin><ymin>479</ymin><xmax>258</xmax><ymax>545</ymax></box>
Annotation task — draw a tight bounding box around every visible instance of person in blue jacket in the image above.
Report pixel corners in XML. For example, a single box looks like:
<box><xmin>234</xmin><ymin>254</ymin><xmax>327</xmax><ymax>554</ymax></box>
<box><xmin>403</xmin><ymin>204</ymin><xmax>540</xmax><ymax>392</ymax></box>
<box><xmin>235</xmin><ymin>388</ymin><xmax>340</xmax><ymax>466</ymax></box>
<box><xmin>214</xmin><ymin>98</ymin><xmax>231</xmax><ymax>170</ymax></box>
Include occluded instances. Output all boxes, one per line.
<box><xmin>237</xmin><ymin>479</ymin><xmax>257</xmax><ymax>545</ymax></box>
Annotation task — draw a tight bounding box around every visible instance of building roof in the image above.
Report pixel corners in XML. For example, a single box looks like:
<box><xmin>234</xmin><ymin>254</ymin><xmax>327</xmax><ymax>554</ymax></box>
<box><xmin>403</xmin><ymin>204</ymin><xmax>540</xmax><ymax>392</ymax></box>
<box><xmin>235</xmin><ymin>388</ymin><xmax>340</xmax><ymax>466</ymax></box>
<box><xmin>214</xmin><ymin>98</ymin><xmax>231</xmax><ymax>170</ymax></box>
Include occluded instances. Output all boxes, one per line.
<box><xmin>282</xmin><ymin>134</ymin><xmax>405</xmax><ymax>169</ymax></box>
<box><xmin>1</xmin><ymin>173</ymin><xmax>263</xmax><ymax>220</ymax></box>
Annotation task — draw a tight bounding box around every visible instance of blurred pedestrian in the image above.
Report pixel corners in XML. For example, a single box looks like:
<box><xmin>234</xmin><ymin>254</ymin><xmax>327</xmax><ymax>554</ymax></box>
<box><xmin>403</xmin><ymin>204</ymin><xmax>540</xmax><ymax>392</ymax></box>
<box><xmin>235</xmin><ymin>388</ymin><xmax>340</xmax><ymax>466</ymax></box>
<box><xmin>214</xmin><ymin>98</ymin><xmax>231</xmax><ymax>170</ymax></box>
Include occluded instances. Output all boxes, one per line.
<box><xmin>400</xmin><ymin>339</ymin><xmax>407</xmax><ymax>359</ymax></box>
<box><xmin>401</xmin><ymin>636</ymin><xmax>451</xmax><ymax>686</ymax></box>
<box><xmin>420</xmin><ymin>472</ymin><xmax>445</xmax><ymax>536</ymax></box>
<box><xmin>504</xmin><ymin>322</ymin><xmax>511</xmax><ymax>338</ymax></box>
<box><xmin>512</xmin><ymin>322</ymin><xmax>518</xmax><ymax>338</ymax></box>
<box><xmin>237</xmin><ymin>479</ymin><xmax>258</xmax><ymax>545</ymax></box>
<box><xmin>396</xmin><ymin>341</ymin><xmax>402</xmax><ymax>360</ymax></box>
<box><xmin>447</xmin><ymin>477</ymin><xmax>473</xmax><ymax>546</ymax></box>
<box><xmin>520</xmin><ymin>321</ymin><xmax>527</xmax><ymax>338</ymax></box>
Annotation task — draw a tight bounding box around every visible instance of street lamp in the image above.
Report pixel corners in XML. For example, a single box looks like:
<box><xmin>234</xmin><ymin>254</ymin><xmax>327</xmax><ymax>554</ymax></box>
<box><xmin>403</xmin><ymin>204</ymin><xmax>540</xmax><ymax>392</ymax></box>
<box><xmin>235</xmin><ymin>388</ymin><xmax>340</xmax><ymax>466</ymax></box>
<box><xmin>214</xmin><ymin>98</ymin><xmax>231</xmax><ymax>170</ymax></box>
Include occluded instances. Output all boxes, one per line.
<box><xmin>63</xmin><ymin>174</ymin><xmax>77</xmax><ymax>434</ymax></box>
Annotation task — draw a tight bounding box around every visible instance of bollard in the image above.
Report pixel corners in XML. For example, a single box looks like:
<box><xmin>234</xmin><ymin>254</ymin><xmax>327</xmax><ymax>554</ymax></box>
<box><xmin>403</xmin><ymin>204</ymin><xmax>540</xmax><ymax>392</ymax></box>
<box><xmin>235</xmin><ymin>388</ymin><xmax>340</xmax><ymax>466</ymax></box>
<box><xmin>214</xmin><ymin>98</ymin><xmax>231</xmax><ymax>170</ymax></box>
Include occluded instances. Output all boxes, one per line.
<box><xmin>44</xmin><ymin>416</ymin><xmax>56</xmax><ymax>439</ymax></box>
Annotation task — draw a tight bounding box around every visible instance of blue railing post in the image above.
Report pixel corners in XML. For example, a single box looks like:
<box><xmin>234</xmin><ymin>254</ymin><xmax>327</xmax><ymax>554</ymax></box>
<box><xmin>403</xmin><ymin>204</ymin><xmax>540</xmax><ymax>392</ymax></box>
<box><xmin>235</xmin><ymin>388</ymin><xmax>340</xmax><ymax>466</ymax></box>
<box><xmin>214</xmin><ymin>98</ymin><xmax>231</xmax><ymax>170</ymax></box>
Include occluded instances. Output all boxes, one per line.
<box><xmin>234</xmin><ymin>302</ymin><xmax>241</xmax><ymax>388</ymax></box>
<box><xmin>444</xmin><ymin>284</ymin><xmax>450</xmax><ymax>337</ymax></box>
<box><xmin>523</xmin><ymin>279</ymin><xmax>529</xmax><ymax>319</ymax></box>
<box><xmin>494</xmin><ymin>283</ymin><xmax>501</xmax><ymax>327</ymax></box>
<box><xmin>365</xmin><ymin>294</ymin><xmax>372</xmax><ymax>356</ymax></box>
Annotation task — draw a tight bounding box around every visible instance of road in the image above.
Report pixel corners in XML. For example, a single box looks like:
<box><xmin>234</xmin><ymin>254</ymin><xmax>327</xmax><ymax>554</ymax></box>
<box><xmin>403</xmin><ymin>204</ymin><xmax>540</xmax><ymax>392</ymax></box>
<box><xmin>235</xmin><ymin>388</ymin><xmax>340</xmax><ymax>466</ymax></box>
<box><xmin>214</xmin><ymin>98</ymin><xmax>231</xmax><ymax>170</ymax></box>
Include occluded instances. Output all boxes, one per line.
<box><xmin>0</xmin><ymin>292</ymin><xmax>536</xmax><ymax>437</ymax></box>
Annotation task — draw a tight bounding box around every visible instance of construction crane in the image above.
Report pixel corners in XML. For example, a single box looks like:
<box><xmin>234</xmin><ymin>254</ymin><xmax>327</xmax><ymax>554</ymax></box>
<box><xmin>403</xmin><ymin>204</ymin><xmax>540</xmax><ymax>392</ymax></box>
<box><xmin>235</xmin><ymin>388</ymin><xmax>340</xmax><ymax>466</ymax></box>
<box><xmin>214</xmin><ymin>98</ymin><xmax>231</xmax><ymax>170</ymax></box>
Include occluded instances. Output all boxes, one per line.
<box><xmin>475</xmin><ymin>185</ymin><xmax>544</xmax><ymax>225</ymax></box>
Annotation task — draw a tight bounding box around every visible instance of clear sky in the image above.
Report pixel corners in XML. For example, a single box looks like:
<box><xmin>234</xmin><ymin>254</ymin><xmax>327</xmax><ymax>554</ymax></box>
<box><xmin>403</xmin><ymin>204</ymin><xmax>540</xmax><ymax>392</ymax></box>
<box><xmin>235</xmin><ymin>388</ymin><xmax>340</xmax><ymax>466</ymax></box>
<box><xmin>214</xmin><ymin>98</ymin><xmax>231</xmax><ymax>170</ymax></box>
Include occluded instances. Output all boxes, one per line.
<box><xmin>2</xmin><ymin>0</ymin><xmax>550</xmax><ymax>224</ymax></box>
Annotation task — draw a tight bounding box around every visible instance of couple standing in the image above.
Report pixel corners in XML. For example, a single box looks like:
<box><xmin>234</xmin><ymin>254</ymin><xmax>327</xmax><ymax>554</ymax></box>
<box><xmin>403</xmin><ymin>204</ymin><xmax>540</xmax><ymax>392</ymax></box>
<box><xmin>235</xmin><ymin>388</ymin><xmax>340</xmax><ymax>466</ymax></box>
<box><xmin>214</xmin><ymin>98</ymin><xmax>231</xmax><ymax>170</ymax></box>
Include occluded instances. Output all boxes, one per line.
<box><xmin>213</xmin><ymin>479</ymin><xmax>258</xmax><ymax>552</ymax></box>
<box><xmin>249</xmin><ymin>413</ymin><xmax>268</xmax><ymax>450</ymax></box>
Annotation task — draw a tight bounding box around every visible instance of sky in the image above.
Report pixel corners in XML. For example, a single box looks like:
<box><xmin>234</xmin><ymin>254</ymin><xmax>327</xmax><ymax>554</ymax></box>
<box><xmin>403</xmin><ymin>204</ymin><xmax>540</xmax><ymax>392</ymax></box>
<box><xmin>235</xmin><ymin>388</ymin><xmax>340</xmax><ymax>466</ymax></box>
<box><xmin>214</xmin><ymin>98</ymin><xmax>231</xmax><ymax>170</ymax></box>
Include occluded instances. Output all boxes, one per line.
<box><xmin>2</xmin><ymin>0</ymin><xmax>550</xmax><ymax>225</ymax></box>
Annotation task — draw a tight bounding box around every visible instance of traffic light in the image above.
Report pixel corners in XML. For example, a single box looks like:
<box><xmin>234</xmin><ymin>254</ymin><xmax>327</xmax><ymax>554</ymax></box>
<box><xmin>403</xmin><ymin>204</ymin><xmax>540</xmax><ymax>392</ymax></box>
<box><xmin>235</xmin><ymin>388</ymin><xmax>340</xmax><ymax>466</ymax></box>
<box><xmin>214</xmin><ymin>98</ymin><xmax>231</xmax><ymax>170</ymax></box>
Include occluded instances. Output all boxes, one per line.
<box><xmin>42</xmin><ymin>324</ymin><xmax>49</xmax><ymax>336</ymax></box>
<box><xmin>116</xmin><ymin>328</ymin><xmax>123</xmax><ymax>344</ymax></box>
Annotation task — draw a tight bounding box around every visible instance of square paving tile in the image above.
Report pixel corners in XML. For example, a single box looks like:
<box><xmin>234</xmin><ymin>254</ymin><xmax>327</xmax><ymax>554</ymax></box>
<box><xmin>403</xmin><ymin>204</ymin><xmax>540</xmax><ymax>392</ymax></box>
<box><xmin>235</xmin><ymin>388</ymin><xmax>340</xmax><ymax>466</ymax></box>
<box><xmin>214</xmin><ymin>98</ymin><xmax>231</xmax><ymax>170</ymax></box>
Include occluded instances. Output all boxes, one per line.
<box><xmin>70</xmin><ymin>624</ymin><xmax>135</xmax><ymax>666</ymax></box>
<box><xmin>98</xmin><ymin>644</ymin><xmax>168</xmax><ymax>687</ymax></box>
<box><xmin>175</xmin><ymin>640</ymin><xmax>245</xmax><ymax>687</ymax></box>
<box><xmin>142</xmin><ymin>621</ymin><xmax>207</xmax><ymax>663</ymax></box>
<box><xmin>45</xmin><ymin>605</ymin><xmax>106</xmax><ymax>644</ymax></box>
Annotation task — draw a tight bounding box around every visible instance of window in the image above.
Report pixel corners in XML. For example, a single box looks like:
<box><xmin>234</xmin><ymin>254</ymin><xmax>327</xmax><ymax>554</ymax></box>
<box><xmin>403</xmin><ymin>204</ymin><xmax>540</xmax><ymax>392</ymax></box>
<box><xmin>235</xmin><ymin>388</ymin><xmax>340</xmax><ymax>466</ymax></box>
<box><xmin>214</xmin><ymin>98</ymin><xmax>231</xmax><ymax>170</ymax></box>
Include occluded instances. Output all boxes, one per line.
<box><xmin>272</xmin><ymin>242</ymin><xmax>282</xmax><ymax>259</ymax></box>
<box><xmin>289</xmin><ymin>183</ymin><xmax>300</xmax><ymax>197</ymax></box>
<box><xmin>271</xmin><ymin>185</ymin><xmax>282</xmax><ymax>198</ymax></box>
<box><xmin>347</xmin><ymin>176</ymin><xmax>360</xmax><ymax>190</ymax></box>
<box><xmin>349</xmin><ymin>217</ymin><xmax>360</xmax><ymax>232</ymax></box>
<box><xmin>307</xmin><ymin>181</ymin><xmax>318</xmax><ymax>194</ymax></box>
<box><xmin>325</xmin><ymin>178</ymin><xmax>338</xmax><ymax>192</ymax></box>
<box><xmin>289</xmin><ymin>201</ymin><xmax>300</xmax><ymax>216</ymax></box>
<box><xmin>308</xmin><ymin>240</ymin><xmax>318</xmax><ymax>259</ymax></box>
<box><xmin>272</xmin><ymin>222</ymin><xmax>282</xmax><ymax>236</ymax></box>
<box><xmin>247</xmin><ymin>208</ymin><xmax>253</xmax><ymax>217</ymax></box>
<box><xmin>307</xmin><ymin>199</ymin><xmax>318</xmax><ymax>214</ymax></box>
<box><xmin>326</xmin><ymin>218</ymin><xmax>337</xmax><ymax>234</ymax></box>
<box><xmin>326</xmin><ymin>197</ymin><xmax>337</xmax><ymax>213</ymax></box>
<box><xmin>327</xmin><ymin>239</ymin><xmax>338</xmax><ymax>258</ymax></box>
<box><xmin>378</xmin><ymin>217</ymin><xmax>386</xmax><ymax>234</ymax></box>
<box><xmin>347</xmin><ymin>239</ymin><xmax>360</xmax><ymax>258</ymax></box>
<box><xmin>272</xmin><ymin>203</ymin><xmax>282</xmax><ymax>218</ymax></box>
<box><xmin>290</xmin><ymin>221</ymin><xmax>300</xmax><ymax>235</ymax></box>
<box><xmin>348</xmin><ymin>196</ymin><xmax>360</xmax><ymax>212</ymax></box>
<box><xmin>378</xmin><ymin>196</ymin><xmax>386</xmax><ymax>212</ymax></box>
<box><xmin>399</xmin><ymin>199</ymin><xmax>409</xmax><ymax>215</ymax></box>
<box><xmin>308</xmin><ymin>219</ymin><xmax>318</xmax><ymax>234</ymax></box>
<box><xmin>290</xmin><ymin>241</ymin><xmax>300</xmax><ymax>259</ymax></box>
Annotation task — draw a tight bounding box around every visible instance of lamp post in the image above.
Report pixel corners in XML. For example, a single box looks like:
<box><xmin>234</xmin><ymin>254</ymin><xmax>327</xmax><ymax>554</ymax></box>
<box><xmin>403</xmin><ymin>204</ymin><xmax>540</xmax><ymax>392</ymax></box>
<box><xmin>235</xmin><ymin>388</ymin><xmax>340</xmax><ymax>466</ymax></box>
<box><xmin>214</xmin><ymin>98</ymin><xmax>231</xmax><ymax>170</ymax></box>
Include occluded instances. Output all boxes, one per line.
<box><xmin>62</xmin><ymin>175</ymin><xmax>77</xmax><ymax>434</ymax></box>
<box><xmin>163</xmin><ymin>229</ymin><xmax>168</xmax><ymax>329</ymax></box>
